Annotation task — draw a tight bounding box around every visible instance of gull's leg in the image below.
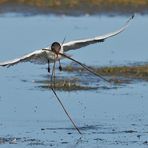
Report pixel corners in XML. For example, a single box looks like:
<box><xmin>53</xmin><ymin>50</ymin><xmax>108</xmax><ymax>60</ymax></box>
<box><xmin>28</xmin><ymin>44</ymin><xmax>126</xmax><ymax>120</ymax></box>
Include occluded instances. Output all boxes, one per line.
<box><xmin>48</xmin><ymin>60</ymin><xmax>50</xmax><ymax>73</ymax></box>
<box><xmin>58</xmin><ymin>59</ymin><xmax>62</xmax><ymax>71</ymax></box>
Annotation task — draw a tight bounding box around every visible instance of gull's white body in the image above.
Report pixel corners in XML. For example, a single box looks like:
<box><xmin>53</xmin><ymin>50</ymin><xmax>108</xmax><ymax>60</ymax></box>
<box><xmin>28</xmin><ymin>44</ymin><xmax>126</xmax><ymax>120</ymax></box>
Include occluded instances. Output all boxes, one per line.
<box><xmin>0</xmin><ymin>15</ymin><xmax>134</xmax><ymax>67</ymax></box>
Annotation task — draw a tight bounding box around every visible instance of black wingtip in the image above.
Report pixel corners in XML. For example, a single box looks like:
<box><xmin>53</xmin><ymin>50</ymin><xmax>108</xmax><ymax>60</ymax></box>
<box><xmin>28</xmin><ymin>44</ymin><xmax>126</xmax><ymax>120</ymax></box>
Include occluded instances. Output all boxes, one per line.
<box><xmin>126</xmin><ymin>14</ymin><xmax>135</xmax><ymax>24</ymax></box>
<box><xmin>131</xmin><ymin>14</ymin><xmax>135</xmax><ymax>19</ymax></box>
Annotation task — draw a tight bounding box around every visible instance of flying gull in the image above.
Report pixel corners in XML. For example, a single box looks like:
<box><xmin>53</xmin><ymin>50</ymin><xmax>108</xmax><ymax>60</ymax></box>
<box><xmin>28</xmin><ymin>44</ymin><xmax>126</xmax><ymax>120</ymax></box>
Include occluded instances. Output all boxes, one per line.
<box><xmin>0</xmin><ymin>15</ymin><xmax>134</xmax><ymax>72</ymax></box>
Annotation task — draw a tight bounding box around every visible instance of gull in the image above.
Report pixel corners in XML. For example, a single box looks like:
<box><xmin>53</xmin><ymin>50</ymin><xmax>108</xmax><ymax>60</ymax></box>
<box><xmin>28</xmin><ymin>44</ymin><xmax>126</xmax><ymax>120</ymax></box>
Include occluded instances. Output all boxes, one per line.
<box><xmin>0</xmin><ymin>15</ymin><xmax>134</xmax><ymax>134</ymax></box>
<box><xmin>0</xmin><ymin>15</ymin><xmax>134</xmax><ymax>73</ymax></box>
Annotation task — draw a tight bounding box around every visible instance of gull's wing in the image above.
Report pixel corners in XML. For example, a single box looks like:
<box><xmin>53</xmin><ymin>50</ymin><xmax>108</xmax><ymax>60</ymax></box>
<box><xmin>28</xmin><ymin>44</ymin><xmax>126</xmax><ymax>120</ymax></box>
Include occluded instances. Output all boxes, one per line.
<box><xmin>63</xmin><ymin>15</ymin><xmax>134</xmax><ymax>52</ymax></box>
<box><xmin>0</xmin><ymin>49</ymin><xmax>50</xmax><ymax>67</ymax></box>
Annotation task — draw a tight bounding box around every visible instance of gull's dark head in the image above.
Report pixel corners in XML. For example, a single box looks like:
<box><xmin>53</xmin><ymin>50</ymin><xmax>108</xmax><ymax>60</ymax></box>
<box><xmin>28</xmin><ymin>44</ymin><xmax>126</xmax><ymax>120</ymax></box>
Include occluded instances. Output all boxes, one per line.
<box><xmin>51</xmin><ymin>42</ymin><xmax>61</xmax><ymax>54</ymax></box>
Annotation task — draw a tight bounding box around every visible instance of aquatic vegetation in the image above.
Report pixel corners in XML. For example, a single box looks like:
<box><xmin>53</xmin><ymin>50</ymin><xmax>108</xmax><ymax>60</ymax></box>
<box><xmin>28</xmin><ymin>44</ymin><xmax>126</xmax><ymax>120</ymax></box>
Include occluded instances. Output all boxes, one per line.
<box><xmin>33</xmin><ymin>63</ymin><xmax>148</xmax><ymax>91</ymax></box>
<box><xmin>35</xmin><ymin>78</ymin><xmax>98</xmax><ymax>91</ymax></box>
<box><xmin>63</xmin><ymin>64</ymin><xmax>148</xmax><ymax>81</ymax></box>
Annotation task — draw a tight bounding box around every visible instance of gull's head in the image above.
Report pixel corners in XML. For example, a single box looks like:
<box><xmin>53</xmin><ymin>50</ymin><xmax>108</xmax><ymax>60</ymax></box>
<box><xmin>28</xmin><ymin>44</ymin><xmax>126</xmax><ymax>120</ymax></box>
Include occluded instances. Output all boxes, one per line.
<box><xmin>51</xmin><ymin>42</ymin><xmax>61</xmax><ymax>55</ymax></box>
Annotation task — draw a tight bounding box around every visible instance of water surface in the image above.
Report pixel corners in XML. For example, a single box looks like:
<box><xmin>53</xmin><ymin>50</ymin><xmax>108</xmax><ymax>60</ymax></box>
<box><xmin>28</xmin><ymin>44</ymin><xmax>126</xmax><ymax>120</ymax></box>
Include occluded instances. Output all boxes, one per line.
<box><xmin>0</xmin><ymin>14</ymin><xmax>148</xmax><ymax>147</ymax></box>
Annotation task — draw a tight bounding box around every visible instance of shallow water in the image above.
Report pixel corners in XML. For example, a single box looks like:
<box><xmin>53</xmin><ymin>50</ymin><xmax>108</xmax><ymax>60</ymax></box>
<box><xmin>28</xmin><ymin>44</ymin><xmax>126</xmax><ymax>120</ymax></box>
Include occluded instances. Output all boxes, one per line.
<box><xmin>0</xmin><ymin>14</ymin><xmax>148</xmax><ymax>147</ymax></box>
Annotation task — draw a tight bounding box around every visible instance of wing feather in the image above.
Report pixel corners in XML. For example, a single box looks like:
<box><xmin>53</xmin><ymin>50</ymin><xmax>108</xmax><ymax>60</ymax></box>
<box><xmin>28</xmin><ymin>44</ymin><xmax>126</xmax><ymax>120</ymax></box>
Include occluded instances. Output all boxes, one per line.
<box><xmin>63</xmin><ymin>15</ymin><xmax>134</xmax><ymax>52</ymax></box>
<box><xmin>0</xmin><ymin>49</ymin><xmax>48</xmax><ymax>67</ymax></box>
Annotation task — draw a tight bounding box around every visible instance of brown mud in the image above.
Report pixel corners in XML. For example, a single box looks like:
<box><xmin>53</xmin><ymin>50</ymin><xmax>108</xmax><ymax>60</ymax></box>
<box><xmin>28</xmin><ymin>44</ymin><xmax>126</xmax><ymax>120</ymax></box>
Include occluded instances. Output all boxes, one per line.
<box><xmin>0</xmin><ymin>0</ymin><xmax>148</xmax><ymax>15</ymax></box>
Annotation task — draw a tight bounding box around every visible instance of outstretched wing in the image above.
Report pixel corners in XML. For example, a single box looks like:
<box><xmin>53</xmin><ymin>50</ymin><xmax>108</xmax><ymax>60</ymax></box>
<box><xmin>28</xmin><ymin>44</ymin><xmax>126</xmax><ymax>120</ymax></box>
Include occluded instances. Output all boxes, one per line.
<box><xmin>0</xmin><ymin>49</ymin><xmax>49</xmax><ymax>67</ymax></box>
<box><xmin>63</xmin><ymin>15</ymin><xmax>134</xmax><ymax>52</ymax></box>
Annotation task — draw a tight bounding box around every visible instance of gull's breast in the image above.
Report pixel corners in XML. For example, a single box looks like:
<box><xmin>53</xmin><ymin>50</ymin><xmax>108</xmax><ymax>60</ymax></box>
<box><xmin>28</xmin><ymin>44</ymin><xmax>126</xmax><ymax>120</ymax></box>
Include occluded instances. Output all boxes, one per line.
<box><xmin>46</xmin><ymin>47</ymin><xmax>64</xmax><ymax>62</ymax></box>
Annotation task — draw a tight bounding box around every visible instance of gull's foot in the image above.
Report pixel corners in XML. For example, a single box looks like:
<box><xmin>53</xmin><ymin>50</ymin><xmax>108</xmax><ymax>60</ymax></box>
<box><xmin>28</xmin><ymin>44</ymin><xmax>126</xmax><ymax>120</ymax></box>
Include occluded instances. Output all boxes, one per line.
<box><xmin>48</xmin><ymin>67</ymin><xmax>50</xmax><ymax>73</ymax></box>
<box><xmin>59</xmin><ymin>66</ymin><xmax>62</xmax><ymax>71</ymax></box>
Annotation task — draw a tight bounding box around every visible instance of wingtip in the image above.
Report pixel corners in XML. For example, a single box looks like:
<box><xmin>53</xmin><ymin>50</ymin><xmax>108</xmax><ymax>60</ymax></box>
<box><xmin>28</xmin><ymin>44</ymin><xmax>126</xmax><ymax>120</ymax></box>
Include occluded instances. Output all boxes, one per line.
<box><xmin>131</xmin><ymin>14</ymin><xmax>135</xmax><ymax>19</ymax></box>
<box><xmin>0</xmin><ymin>63</ymin><xmax>8</xmax><ymax>67</ymax></box>
<box><xmin>126</xmin><ymin>14</ymin><xmax>135</xmax><ymax>24</ymax></box>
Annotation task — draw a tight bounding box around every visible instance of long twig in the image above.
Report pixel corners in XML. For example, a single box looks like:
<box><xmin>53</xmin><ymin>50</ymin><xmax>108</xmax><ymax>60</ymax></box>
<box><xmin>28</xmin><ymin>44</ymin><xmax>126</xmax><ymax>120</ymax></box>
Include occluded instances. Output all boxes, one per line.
<box><xmin>50</xmin><ymin>87</ymin><xmax>82</xmax><ymax>134</ymax></box>
<box><xmin>49</xmin><ymin>58</ymin><xmax>82</xmax><ymax>135</ymax></box>
<box><xmin>43</xmin><ymin>48</ymin><xmax>110</xmax><ymax>83</ymax></box>
<box><xmin>58</xmin><ymin>52</ymin><xmax>110</xmax><ymax>83</ymax></box>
